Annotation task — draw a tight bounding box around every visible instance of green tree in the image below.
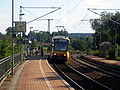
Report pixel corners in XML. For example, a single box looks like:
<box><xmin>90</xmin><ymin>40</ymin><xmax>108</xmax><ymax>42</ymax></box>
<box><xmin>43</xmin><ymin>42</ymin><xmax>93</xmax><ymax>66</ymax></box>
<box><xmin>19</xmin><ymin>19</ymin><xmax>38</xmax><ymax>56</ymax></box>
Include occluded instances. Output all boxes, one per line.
<box><xmin>31</xmin><ymin>40</ymin><xmax>38</xmax><ymax>50</ymax></box>
<box><xmin>71</xmin><ymin>38</ymin><xmax>87</xmax><ymax>51</ymax></box>
<box><xmin>91</xmin><ymin>12</ymin><xmax>120</xmax><ymax>45</ymax></box>
<box><xmin>0</xmin><ymin>34</ymin><xmax>21</xmax><ymax>60</ymax></box>
<box><xmin>6</xmin><ymin>27</ymin><xmax>12</xmax><ymax>35</ymax></box>
<box><xmin>52</xmin><ymin>30</ymin><xmax>68</xmax><ymax>36</ymax></box>
<box><xmin>0</xmin><ymin>36</ymin><xmax>12</xmax><ymax>59</ymax></box>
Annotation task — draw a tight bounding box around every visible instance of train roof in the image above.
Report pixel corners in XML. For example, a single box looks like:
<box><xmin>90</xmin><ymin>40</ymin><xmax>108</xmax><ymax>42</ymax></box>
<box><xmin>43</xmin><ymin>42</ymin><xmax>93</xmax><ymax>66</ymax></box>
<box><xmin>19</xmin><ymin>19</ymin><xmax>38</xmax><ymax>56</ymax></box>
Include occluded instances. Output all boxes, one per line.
<box><xmin>52</xmin><ymin>36</ymin><xmax>70</xmax><ymax>40</ymax></box>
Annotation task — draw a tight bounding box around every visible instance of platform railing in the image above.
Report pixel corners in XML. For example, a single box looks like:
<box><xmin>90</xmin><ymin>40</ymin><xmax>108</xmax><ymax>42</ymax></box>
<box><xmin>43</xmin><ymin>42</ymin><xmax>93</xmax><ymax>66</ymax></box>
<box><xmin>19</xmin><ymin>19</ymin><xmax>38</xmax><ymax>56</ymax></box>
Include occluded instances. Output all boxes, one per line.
<box><xmin>0</xmin><ymin>53</ymin><xmax>22</xmax><ymax>85</ymax></box>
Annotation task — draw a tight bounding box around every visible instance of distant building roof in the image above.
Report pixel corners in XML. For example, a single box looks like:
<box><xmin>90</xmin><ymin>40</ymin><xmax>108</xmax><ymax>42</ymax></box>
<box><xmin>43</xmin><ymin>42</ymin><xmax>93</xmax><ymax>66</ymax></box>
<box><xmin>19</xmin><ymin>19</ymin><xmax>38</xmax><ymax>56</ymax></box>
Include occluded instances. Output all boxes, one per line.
<box><xmin>99</xmin><ymin>41</ymin><xmax>112</xmax><ymax>46</ymax></box>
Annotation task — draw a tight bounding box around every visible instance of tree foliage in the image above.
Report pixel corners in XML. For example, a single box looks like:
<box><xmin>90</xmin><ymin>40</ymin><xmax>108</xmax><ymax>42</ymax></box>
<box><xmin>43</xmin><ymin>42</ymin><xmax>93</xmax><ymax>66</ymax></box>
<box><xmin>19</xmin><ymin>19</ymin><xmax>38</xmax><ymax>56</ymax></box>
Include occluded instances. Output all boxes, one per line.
<box><xmin>91</xmin><ymin>12</ymin><xmax>120</xmax><ymax>46</ymax></box>
<box><xmin>6</xmin><ymin>27</ymin><xmax>12</xmax><ymax>35</ymax></box>
<box><xmin>28</xmin><ymin>30</ymin><xmax>68</xmax><ymax>43</ymax></box>
<box><xmin>0</xmin><ymin>35</ymin><xmax>21</xmax><ymax>60</ymax></box>
<box><xmin>0</xmin><ymin>27</ymin><xmax>94</xmax><ymax>59</ymax></box>
<box><xmin>0</xmin><ymin>27</ymin><xmax>21</xmax><ymax>60</ymax></box>
<box><xmin>71</xmin><ymin>38</ymin><xmax>87</xmax><ymax>50</ymax></box>
<box><xmin>52</xmin><ymin>30</ymin><xmax>68</xmax><ymax>36</ymax></box>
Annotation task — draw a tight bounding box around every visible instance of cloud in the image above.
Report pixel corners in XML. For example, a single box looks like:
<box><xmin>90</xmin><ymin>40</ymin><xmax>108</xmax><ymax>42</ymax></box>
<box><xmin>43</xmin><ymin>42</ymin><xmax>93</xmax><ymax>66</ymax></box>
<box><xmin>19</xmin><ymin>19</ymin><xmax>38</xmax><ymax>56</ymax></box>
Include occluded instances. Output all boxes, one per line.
<box><xmin>55</xmin><ymin>0</ymin><xmax>119</xmax><ymax>33</ymax></box>
<box><xmin>1</xmin><ymin>0</ymin><xmax>120</xmax><ymax>34</ymax></box>
<box><xmin>0</xmin><ymin>14</ymin><xmax>11</xmax><ymax>34</ymax></box>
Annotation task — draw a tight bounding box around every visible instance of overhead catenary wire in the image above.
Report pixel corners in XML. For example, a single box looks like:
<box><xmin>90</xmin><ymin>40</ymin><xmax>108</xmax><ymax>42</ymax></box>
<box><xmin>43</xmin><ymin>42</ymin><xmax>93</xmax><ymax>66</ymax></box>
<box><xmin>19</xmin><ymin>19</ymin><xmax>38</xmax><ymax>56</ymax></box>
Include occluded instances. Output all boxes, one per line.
<box><xmin>22</xmin><ymin>7</ymin><xmax>61</xmax><ymax>9</ymax></box>
<box><xmin>88</xmin><ymin>8</ymin><xmax>120</xmax><ymax>25</ymax></box>
<box><xmin>27</xmin><ymin>7</ymin><xmax>61</xmax><ymax>24</ymax></box>
<box><xmin>57</xmin><ymin>0</ymin><xmax>84</xmax><ymax>33</ymax></box>
<box><xmin>22</xmin><ymin>7</ymin><xmax>55</xmax><ymax>31</ymax></box>
<box><xmin>20</xmin><ymin>6</ymin><xmax>61</xmax><ymax>24</ymax></box>
<box><xmin>22</xmin><ymin>8</ymin><xmax>38</xmax><ymax>18</ymax></box>
<box><xmin>90</xmin><ymin>8</ymin><xmax>120</xmax><ymax>10</ymax></box>
<box><xmin>23</xmin><ymin>9</ymin><xmax>53</xmax><ymax>32</ymax></box>
<box><xmin>17</xmin><ymin>6</ymin><xmax>61</xmax><ymax>34</ymax></box>
<box><xmin>59</xmin><ymin>0</ymin><xmax>83</xmax><ymax>22</ymax></box>
<box><xmin>61</xmin><ymin>0</ymin><xmax>71</xmax><ymax>7</ymax></box>
<box><xmin>67</xmin><ymin>0</ymin><xmax>83</xmax><ymax>13</ymax></box>
<box><xmin>69</xmin><ymin>25</ymin><xmax>81</xmax><ymax>33</ymax></box>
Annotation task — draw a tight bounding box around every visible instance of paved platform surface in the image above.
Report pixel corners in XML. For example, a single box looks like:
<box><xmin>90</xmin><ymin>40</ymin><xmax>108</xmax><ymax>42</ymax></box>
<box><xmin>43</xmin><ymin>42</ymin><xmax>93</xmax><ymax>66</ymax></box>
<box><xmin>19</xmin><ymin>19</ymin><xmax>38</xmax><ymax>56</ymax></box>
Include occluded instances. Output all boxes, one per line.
<box><xmin>8</xmin><ymin>55</ymin><xmax>73</xmax><ymax>90</ymax></box>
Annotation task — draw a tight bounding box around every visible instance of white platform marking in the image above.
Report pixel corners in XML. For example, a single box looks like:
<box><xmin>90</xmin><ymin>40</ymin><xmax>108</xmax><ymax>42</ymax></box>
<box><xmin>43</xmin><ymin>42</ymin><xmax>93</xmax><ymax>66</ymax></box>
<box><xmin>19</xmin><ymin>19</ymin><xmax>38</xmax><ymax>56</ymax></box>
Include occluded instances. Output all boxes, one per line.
<box><xmin>39</xmin><ymin>59</ymin><xmax>54</xmax><ymax>90</ymax></box>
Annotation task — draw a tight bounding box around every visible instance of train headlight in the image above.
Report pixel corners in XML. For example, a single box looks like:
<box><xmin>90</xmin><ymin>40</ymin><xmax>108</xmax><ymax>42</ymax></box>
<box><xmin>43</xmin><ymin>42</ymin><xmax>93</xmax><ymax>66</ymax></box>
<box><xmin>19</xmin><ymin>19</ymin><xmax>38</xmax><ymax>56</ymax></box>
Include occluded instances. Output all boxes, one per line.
<box><xmin>54</xmin><ymin>53</ymin><xmax>56</xmax><ymax>55</ymax></box>
<box><xmin>64</xmin><ymin>54</ymin><xmax>66</xmax><ymax>56</ymax></box>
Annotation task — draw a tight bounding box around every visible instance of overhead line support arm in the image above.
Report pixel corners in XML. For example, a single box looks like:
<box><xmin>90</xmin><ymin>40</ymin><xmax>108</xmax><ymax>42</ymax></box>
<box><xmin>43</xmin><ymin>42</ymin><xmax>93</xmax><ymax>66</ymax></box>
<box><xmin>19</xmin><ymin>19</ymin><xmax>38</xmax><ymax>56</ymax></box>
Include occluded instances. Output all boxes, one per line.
<box><xmin>27</xmin><ymin>7</ymin><xmax>61</xmax><ymax>24</ymax></box>
<box><xmin>88</xmin><ymin>8</ymin><xmax>120</xmax><ymax>25</ymax></box>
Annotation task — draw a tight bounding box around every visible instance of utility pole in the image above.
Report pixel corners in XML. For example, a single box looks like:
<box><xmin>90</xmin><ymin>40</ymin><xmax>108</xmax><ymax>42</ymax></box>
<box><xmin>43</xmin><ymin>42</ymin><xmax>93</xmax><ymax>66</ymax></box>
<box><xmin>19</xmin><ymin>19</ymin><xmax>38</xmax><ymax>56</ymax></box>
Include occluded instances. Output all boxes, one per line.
<box><xmin>19</xmin><ymin>6</ymin><xmax>24</xmax><ymax>21</ymax></box>
<box><xmin>36</xmin><ymin>19</ymin><xmax>53</xmax><ymax>33</ymax></box>
<box><xmin>12</xmin><ymin>0</ymin><xmax>14</xmax><ymax>75</ymax></box>
<box><xmin>48</xmin><ymin>19</ymin><xmax>53</xmax><ymax>33</ymax></box>
<box><xmin>30</xmin><ymin>27</ymin><xmax>33</xmax><ymax>57</ymax></box>
<box><xmin>19</xmin><ymin>6</ymin><xmax>25</xmax><ymax>63</ymax></box>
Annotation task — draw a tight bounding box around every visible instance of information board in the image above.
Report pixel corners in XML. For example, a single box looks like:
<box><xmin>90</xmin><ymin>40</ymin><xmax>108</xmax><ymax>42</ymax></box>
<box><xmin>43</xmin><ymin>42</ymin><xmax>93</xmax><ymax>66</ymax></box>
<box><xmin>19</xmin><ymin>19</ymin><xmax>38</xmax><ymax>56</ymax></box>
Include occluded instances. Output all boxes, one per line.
<box><xmin>15</xmin><ymin>21</ymin><xmax>26</xmax><ymax>32</ymax></box>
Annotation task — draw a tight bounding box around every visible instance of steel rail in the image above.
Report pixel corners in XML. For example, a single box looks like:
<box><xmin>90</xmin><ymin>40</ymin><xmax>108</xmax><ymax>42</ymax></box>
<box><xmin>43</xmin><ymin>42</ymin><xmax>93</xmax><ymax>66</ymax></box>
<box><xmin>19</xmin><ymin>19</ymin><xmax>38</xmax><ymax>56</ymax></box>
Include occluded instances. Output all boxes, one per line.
<box><xmin>53</xmin><ymin>62</ymin><xmax>112</xmax><ymax>90</ymax></box>
<box><xmin>66</xmin><ymin>64</ymin><xmax>112</xmax><ymax>90</ymax></box>
<box><xmin>76</xmin><ymin>56</ymin><xmax>120</xmax><ymax>78</ymax></box>
<box><xmin>53</xmin><ymin>63</ymin><xmax>85</xmax><ymax>90</ymax></box>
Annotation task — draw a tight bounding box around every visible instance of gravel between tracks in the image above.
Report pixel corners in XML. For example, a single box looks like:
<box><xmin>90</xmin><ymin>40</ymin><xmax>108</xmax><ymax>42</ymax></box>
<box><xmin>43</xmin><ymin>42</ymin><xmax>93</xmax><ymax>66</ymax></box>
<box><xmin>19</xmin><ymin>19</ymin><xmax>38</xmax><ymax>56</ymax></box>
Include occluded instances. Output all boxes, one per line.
<box><xmin>69</xmin><ymin>54</ymin><xmax>120</xmax><ymax>90</ymax></box>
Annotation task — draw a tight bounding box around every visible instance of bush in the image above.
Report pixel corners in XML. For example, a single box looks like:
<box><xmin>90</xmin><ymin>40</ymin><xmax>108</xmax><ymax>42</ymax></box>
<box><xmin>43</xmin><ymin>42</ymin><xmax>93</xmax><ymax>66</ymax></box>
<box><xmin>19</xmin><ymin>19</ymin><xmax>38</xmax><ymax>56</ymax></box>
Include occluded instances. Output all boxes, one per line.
<box><xmin>93</xmin><ymin>50</ymin><xmax>99</xmax><ymax>56</ymax></box>
<box><xmin>118</xmin><ymin>45</ymin><xmax>120</xmax><ymax>57</ymax></box>
<box><xmin>105</xmin><ymin>55</ymin><xmax>109</xmax><ymax>59</ymax></box>
<box><xmin>108</xmin><ymin>46</ymin><xmax>115</xmax><ymax>59</ymax></box>
<box><xmin>117</xmin><ymin>57</ymin><xmax>120</xmax><ymax>61</ymax></box>
<box><xmin>70</xmin><ymin>47</ymin><xmax>74</xmax><ymax>53</ymax></box>
<box><xmin>88</xmin><ymin>49</ymin><xmax>93</xmax><ymax>55</ymax></box>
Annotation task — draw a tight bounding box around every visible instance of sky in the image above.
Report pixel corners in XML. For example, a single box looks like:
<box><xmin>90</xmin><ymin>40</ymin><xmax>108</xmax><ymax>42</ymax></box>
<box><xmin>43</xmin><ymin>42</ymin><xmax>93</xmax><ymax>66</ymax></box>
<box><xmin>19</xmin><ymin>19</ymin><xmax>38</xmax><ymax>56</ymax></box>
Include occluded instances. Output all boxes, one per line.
<box><xmin>0</xmin><ymin>0</ymin><xmax>120</xmax><ymax>34</ymax></box>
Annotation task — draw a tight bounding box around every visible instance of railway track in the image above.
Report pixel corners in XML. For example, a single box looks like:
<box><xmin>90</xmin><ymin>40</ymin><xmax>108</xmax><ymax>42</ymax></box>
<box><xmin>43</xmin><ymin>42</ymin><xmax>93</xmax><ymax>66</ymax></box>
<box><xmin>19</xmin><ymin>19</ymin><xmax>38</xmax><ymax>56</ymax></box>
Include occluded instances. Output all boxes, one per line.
<box><xmin>78</xmin><ymin>56</ymin><xmax>120</xmax><ymax>78</ymax></box>
<box><xmin>51</xmin><ymin>62</ymin><xmax>111</xmax><ymax>90</ymax></box>
<box><xmin>71</xmin><ymin>54</ymin><xmax>120</xmax><ymax>78</ymax></box>
<box><xmin>69</xmin><ymin>54</ymin><xmax>120</xmax><ymax>90</ymax></box>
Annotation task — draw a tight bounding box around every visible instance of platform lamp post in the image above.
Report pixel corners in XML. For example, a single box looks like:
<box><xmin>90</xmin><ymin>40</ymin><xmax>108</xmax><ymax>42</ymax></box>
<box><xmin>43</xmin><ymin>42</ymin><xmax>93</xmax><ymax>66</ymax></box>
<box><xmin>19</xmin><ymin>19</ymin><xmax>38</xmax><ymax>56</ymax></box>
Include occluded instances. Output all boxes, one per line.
<box><xmin>30</xmin><ymin>27</ymin><xmax>33</xmax><ymax>57</ymax></box>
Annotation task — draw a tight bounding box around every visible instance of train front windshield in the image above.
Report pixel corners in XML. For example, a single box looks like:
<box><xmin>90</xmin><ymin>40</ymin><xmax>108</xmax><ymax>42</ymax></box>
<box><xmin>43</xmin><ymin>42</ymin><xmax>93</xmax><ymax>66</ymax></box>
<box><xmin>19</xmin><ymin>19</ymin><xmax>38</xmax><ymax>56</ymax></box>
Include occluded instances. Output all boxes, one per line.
<box><xmin>54</xmin><ymin>39</ymin><xmax>68</xmax><ymax>51</ymax></box>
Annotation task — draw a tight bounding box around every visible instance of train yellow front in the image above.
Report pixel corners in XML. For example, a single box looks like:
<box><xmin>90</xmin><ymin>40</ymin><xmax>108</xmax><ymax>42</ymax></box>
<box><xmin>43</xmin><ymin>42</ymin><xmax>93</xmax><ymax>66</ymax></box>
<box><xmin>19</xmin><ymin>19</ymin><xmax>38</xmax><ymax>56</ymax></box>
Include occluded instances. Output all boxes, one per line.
<box><xmin>50</xmin><ymin>36</ymin><xmax>70</xmax><ymax>63</ymax></box>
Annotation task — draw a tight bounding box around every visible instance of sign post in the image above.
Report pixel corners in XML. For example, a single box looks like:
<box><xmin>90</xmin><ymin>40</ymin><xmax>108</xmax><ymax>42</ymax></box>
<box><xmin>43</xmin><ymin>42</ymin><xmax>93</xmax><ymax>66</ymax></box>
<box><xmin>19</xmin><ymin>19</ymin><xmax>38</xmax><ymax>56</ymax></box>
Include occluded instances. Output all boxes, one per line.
<box><xmin>15</xmin><ymin>21</ymin><xmax>26</xmax><ymax>63</ymax></box>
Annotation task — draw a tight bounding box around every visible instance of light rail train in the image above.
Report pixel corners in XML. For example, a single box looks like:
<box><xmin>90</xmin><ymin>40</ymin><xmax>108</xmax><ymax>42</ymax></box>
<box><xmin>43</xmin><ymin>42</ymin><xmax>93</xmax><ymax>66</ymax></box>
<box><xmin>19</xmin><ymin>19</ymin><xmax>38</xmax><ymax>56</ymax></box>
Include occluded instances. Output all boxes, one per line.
<box><xmin>49</xmin><ymin>36</ymin><xmax>70</xmax><ymax>63</ymax></box>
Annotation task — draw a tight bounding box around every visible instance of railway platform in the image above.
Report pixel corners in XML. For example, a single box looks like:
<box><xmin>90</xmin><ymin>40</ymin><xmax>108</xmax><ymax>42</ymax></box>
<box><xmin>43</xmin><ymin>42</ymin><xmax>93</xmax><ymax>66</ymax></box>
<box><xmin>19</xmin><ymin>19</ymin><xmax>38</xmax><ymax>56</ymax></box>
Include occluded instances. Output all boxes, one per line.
<box><xmin>7</xmin><ymin>55</ymin><xmax>74</xmax><ymax>90</ymax></box>
<box><xmin>81</xmin><ymin>55</ymin><xmax>120</xmax><ymax>70</ymax></box>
